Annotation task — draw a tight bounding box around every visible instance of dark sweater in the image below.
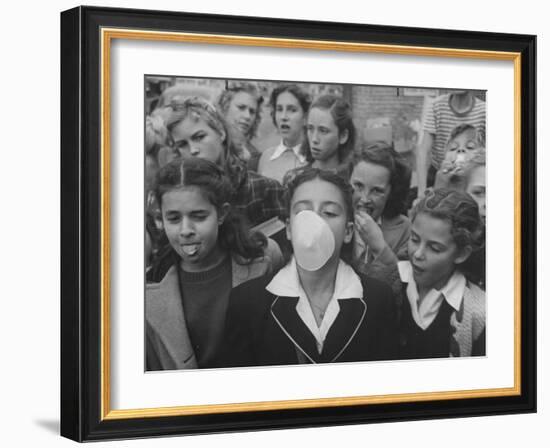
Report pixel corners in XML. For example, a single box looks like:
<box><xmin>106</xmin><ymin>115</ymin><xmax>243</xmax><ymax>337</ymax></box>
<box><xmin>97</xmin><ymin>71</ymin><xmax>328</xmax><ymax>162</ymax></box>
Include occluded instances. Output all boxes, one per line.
<box><xmin>220</xmin><ymin>273</ymin><xmax>398</xmax><ymax>368</ymax></box>
<box><xmin>177</xmin><ymin>257</ymin><xmax>232</xmax><ymax>368</ymax></box>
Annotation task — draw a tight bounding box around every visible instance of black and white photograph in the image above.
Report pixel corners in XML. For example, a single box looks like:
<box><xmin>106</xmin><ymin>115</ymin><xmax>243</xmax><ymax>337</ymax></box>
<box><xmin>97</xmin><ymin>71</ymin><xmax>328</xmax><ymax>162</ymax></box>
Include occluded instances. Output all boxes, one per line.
<box><xmin>144</xmin><ymin>76</ymin><xmax>487</xmax><ymax>371</ymax></box>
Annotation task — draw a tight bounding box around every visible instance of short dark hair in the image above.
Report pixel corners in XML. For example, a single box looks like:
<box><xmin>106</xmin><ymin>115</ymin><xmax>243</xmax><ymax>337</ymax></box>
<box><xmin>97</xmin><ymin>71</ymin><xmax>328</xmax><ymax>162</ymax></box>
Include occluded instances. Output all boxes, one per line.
<box><xmin>269</xmin><ymin>83</ymin><xmax>311</xmax><ymax>127</ymax></box>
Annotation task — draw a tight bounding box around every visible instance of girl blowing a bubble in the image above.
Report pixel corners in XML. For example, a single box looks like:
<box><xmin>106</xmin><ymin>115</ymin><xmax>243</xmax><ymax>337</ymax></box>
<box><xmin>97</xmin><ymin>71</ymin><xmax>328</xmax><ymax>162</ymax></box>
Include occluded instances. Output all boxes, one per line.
<box><xmin>221</xmin><ymin>168</ymin><xmax>397</xmax><ymax>367</ymax></box>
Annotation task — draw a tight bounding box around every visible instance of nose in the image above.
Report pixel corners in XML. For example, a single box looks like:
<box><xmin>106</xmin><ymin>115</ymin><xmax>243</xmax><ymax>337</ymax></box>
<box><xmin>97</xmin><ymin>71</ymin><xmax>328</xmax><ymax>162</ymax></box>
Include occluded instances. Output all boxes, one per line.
<box><xmin>179</xmin><ymin>217</ymin><xmax>195</xmax><ymax>237</ymax></box>
<box><xmin>310</xmin><ymin>129</ymin><xmax>319</xmax><ymax>144</ymax></box>
<box><xmin>412</xmin><ymin>244</ymin><xmax>425</xmax><ymax>261</ymax></box>
<box><xmin>189</xmin><ymin>143</ymin><xmax>200</xmax><ymax>156</ymax></box>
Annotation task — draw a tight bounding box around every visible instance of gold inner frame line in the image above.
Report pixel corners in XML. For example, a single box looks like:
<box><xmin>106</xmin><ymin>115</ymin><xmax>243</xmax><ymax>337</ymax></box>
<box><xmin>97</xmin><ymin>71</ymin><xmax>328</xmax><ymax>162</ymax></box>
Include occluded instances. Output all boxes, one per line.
<box><xmin>100</xmin><ymin>27</ymin><xmax>522</xmax><ymax>421</ymax></box>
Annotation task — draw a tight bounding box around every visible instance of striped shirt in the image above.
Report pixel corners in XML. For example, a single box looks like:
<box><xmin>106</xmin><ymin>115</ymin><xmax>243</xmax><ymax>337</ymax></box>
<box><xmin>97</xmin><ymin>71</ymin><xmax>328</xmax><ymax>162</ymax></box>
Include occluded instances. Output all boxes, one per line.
<box><xmin>423</xmin><ymin>94</ymin><xmax>486</xmax><ymax>169</ymax></box>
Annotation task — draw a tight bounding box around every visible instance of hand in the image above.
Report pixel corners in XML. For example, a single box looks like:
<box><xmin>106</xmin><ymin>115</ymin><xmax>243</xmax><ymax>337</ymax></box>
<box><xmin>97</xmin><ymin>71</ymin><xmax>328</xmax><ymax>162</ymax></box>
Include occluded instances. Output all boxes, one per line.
<box><xmin>434</xmin><ymin>160</ymin><xmax>467</xmax><ymax>190</ymax></box>
<box><xmin>354</xmin><ymin>210</ymin><xmax>387</xmax><ymax>257</ymax></box>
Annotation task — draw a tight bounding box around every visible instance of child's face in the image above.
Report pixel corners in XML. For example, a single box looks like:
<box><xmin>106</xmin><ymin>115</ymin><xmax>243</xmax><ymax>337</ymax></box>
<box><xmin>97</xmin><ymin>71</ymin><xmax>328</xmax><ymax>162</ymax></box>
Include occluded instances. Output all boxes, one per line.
<box><xmin>306</xmin><ymin>107</ymin><xmax>347</xmax><ymax>162</ymax></box>
<box><xmin>275</xmin><ymin>91</ymin><xmax>305</xmax><ymax>146</ymax></box>
<box><xmin>466</xmin><ymin>165</ymin><xmax>486</xmax><ymax>222</ymax></box>
<box><xmin>350</xmin><ymin>161</ymin><xmax>392</xmax><ymax>221</ymax></box>
<box><xmin>161</xmin><ymin>186</ymin><xmax>226</xmax><ymax>272</ymax></box>
<box><xmin>287</xmin><ymin>178</ymin><xmax>353</xmax><ymax>260</ymax></box>
<box><xmin>444</xmin><ymin>128</ymin><xmax>480</xmax><ymax>164</ymax></box>
<box><xmin>170</xmin><ymin>116</ymin><xmax>225</xmax><ymax>164</ymax></box>
<box><xmin>226</xmin><ymin>91</ymin><xmax>257</xmax><ymax>138</ymax></box>
<box><xmin>408</xmin><ymin>213</ymin><xmax>470</xmax><ymax>292</ymax></box>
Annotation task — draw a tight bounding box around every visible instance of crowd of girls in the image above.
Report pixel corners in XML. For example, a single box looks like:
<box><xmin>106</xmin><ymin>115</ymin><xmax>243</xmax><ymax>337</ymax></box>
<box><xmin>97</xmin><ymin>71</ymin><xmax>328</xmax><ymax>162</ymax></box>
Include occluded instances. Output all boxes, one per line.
<box><xmin>144</xmin><ymin>81</ymin><xmax>487</xmax><ymax>370</ymax></box>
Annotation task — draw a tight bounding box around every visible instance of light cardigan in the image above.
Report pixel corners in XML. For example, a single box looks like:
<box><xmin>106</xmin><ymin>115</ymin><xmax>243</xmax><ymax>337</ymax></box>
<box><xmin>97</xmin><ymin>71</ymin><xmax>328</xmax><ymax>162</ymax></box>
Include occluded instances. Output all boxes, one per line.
<box><xmin>146</xmin><ymin>239</ymin><xmax>283</xmax><ymax>370</ymax></box>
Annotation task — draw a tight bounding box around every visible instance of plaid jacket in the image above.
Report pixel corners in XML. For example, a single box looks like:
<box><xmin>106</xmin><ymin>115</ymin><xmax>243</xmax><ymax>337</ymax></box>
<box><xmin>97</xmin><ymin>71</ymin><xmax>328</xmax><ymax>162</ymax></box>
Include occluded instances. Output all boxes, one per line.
<box><xmin>232</xmin><ymin>170</ymin><xmax>287</xmax><ymax>226</ymax></box>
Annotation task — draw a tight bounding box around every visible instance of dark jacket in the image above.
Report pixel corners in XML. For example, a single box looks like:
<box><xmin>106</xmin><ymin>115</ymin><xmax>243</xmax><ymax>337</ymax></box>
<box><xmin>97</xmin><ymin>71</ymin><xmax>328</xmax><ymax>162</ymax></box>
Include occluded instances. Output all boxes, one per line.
<box><xmin>220</xmin><ymin>274</ymin><xmax>398</xmax><ymax>368</ymax></box>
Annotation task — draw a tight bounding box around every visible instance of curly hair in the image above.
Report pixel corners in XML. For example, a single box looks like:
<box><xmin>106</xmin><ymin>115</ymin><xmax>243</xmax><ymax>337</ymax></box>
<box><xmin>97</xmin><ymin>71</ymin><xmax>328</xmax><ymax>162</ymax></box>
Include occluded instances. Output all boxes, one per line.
<box><xmin>411</xmin><ymin>188</ymin><xmax>485</xmax><ymax>281</ymax></box>
<box><xmin>163</xmin><ymin>96</ymin><xmax>247</xmax><ymax>190</ymax></box>
<box><xmin>352</xmin><ymin>141</ymin><xmax>412</xmax><ymax>219</ymax></box>
<box><xmin>306</xmin><ymin>94</ymin><xmax>356</xmax><ymax>164</ymax></box>
<box><xmin>269</xmin><ymin>83</ymin><xmax>311</xmax><ymax>127</ymax></box>
<box><xmin>154</xmin><ymin>157</ymin><xmax>266</xmax><ymax>262</ymax></box>
<box><xmin>217</xmin><ymin>81</ymin><xmax>263</xmax><ymax>139</ymax></box>
<box><xmin>445</xmin><ymin>123</ymin><xmax>486</xmax><ymax>149</ymax></box>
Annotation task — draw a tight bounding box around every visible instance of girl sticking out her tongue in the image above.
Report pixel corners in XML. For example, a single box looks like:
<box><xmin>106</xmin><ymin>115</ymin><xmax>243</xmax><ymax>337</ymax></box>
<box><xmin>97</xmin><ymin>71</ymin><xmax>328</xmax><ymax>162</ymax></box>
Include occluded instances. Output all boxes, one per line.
<box><xmin>146</xmin><ymin>157</ymin><xmax>283</xmax><ymax>371</ymax></box>
<box><xmin>221</xmin><ymin>168</ymin><xmax>398</xmax><ymax>367</ymax></box>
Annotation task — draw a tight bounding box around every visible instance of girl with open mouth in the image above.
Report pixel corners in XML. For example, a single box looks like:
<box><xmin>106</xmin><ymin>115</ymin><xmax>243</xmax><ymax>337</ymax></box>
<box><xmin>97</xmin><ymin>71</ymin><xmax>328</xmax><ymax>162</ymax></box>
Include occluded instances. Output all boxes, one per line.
<box><xmin>258</xmin><ymin>84</ymin><xmax>310</xmax><ymax>183</ymax></box>
<box><xmin>145</xmin><ymin>157</ymin><xmax>284</xmax><ymax>371</ymax></box>
<box><xmin>397</xmin><ymin>188</ymin><xmax>486</xmax><ymax>359</ymax></box>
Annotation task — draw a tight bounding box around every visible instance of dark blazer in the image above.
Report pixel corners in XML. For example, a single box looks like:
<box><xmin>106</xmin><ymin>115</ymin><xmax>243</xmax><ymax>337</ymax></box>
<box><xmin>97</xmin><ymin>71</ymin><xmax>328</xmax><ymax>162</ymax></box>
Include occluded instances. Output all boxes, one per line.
<box><xmin>220</xmin><ymin>274</ymin><xmax>398</xmax><ymax>368</ymax></box>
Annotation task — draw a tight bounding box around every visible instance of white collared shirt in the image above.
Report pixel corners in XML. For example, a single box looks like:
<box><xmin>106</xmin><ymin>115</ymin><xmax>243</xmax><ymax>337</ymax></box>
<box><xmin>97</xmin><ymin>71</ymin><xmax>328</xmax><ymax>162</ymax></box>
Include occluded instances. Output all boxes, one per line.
<box><xmin>398</xmin><ymin>261</ymin><xmax>466</xmax><ymax>330</ymax></box>
<box><xmin>269</xmin><ymin>140</ymin><xmax>307</xmax><ymax>164</ymax></box>
<box><xmin>266</xmin><ymin>258</ymin><xmax>364</xmax><ymax>353</ymax></box>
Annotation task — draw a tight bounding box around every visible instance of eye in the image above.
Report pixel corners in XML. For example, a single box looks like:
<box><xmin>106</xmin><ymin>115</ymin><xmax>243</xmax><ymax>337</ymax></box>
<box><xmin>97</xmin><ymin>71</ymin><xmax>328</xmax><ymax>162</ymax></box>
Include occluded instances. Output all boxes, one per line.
<box><xmin>410</xmin><ymin>233</ymin><xmax>420</xmax><ymax>244</ymax></box>
<box><xmin>190</xmin><ymin>211</ymin><xmax>209</xmax><ymax>221</ymax></box>
<box><xmin>351</xmin><ymin>181</ymin><xmax>363</xmax><ymax>191</ymax></box>
<box><xmin>320</xmin><ymin>127</ymin><xmax>329</xmax><ymax>134</ymax></box>
<box><xmin>164</xmin><ymin>212</ymin><xmax>182</xmax><ymax>224</ymax></box>
<box><xmin>449</xmin><ymin>142</ymin><xmax>458</xmax><ymax>151</ymax></box>
<box><xmin>428</xmin><ymin>243</ymin><xmax>444</xmax><ymax>253</ymax></box>
<box><xmin>192</xmin><ymin>132</ymin><xmax>206</xmax><ymax>142</ymax></box>
<box><xmin>306</xmin><ymin>125</ymin><xmax>314</xmax><ymax>132</ymax></box>
<box><xmin>466</xmin><ymin>141</ymin><xmax>477</xmax><ymax>150</ymax></box>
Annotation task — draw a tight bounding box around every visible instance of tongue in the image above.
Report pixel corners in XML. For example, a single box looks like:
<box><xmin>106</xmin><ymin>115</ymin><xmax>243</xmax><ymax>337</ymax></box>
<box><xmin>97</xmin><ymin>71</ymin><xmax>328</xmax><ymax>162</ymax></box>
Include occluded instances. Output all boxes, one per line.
<box><xmin>182</xmin><ymin>244</ymin><xmax>199</xmax><ymax>255</ymax></box>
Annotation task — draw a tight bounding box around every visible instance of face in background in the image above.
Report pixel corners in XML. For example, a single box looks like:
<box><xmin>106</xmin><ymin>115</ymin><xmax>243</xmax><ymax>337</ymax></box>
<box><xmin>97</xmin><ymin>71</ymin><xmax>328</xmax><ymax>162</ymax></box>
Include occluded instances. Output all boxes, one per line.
<box><xmin>287</xmin><ymin>178</ymin><xmax>353</xmax><ymax>263</ymax></box>
<box><xmin>445</xmin><ymin>128</ymin><xmax>480</xmax><ymax>164</ymax></box>
<box><xmin>170</xmin><ymin>115</ymin><xmax>225</xmax><ymax>164</ymax></box>
<box><xmin>161</xmin><ymin>186</ymin><xmax>228</xmax><ymax>273</ymax></box>
<box><xmin>466</xmin><ymin>165</ymin><xmax>486</xmax><ymax>222</ymax></box>
<box><xmin>225</xmin><ymin>91</ymin><xmax>258</xmax><ymax>138</ymax></box>
<box><xmin>306</xmin><ymin>107</ymin><xmax>347</xmax><ymax>162</ymax></box>
<box><xmin>275</xmin><ymin>91</ymin><xmax>306</xmax><ymax>147</ymax></box>
<box><xmin>408</xmin><ymin>212</ymin><xmax>470</xmax><ymax>293</ymax></box>
<box><xmin>350</xmin><ymin>161</ymin><xmax>392</xmax><ymax>221</ymax></box>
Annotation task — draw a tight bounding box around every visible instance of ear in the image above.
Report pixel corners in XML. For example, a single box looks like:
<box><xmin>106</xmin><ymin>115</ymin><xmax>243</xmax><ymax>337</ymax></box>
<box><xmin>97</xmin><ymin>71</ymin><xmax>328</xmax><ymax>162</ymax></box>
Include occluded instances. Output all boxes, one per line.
<box><xmin>343</xmin><ymin>220</ymin><xmax>354</xmax><ymax>244</ymax></box>
<box><xmin>453</xmin><ymin>245</ymin><xmax>473</xmax><ymax>265</ymax></box>
<box><xmin>219</xmin><ymin>128</ymin><xmax>227</xmax><ymax>143</ymax></box>
<box><xmin>218</xmin><ymin>202</ymin><xmax>231</xmax><ymax>225</ymax></box>
<box><xmin>339</xmin><ymin>129</ymin><xmax>349</xmax><ymax>146</ymax></box>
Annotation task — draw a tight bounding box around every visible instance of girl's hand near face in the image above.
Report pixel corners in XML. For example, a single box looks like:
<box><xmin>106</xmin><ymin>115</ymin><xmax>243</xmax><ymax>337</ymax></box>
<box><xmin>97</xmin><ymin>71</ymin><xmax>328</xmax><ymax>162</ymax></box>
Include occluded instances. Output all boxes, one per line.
<box><xmin>354</xmin><ymin>210</ymin><xmax>387</xmax><ymax>257</ymax></box>
<box><xmin>434</xmin><ymin>160</ymin><xmax>467</xmax><ymax>190</ymax></box>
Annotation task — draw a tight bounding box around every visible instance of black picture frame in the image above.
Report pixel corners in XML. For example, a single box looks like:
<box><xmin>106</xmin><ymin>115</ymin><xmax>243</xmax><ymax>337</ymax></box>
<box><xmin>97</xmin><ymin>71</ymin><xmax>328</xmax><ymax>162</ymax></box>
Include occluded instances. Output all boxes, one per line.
<box><xmin>60</xmin><ymin>5</ymin><xmax>536</xmax><ymax>442</ymax></box>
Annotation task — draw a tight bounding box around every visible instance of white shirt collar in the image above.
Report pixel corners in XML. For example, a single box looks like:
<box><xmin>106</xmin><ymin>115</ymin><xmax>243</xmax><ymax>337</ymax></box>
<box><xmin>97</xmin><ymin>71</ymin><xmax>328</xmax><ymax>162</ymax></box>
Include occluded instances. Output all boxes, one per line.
<box><xmin>270</xmin><ymin>140</ymin><xmax>306</xmax><ymax>164</ymax></box>
<box><xmin>398</xmin><ymin>261</ymin><xmax>466</xmax><ymax>330</ymax></box>
<box><xmin>267</xmin><ymin>257</ymin><xmax>363</xmax><ymax>352</ymax></box>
